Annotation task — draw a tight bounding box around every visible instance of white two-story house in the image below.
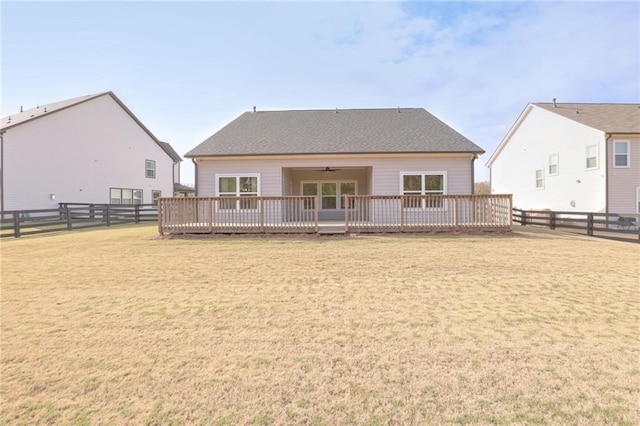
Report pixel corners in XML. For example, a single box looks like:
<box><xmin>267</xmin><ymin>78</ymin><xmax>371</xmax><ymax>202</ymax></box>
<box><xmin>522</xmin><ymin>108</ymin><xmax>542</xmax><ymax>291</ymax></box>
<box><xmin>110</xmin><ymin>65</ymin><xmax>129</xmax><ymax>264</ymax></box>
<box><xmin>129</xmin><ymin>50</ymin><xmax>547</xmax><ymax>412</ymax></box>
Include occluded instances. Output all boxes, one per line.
<box><xmin>0</xmin><ymin>91</ymin><xmax>182</xmax><ymax>211</ymax></box>
<box><xmin>487</xmin><ymin>102</ymin><xmax>640</xmax><ymax>217</ymax></box>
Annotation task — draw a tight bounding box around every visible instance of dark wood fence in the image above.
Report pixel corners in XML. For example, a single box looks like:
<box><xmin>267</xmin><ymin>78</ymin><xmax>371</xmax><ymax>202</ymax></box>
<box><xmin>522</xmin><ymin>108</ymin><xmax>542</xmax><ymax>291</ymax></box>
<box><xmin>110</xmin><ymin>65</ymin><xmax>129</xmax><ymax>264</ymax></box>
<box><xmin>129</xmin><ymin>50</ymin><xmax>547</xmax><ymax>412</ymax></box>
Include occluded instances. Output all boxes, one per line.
<box><xmin>513</xmin><ymin>208</ymin><xmax>639</xmax><ymax>243</ymax></box>
<box><xmin>1</xmin><ymin>203</ymin><xmax>157</xmax><ymax>238</ymax></box>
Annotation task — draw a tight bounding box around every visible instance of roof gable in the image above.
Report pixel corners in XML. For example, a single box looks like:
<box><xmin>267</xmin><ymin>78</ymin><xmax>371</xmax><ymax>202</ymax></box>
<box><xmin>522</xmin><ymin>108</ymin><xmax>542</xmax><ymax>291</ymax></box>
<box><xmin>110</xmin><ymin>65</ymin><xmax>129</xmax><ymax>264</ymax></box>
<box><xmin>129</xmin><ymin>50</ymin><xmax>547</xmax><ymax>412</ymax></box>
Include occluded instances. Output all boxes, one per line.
<box><xmin>186</xmin><ymin>108</ymin><xmax>484</xmax><ymax>157</ymax></box>
<box><xmin>1</xmin><ymin>91</ymin><xmax>181</xmax><ymax>163</ymax></box>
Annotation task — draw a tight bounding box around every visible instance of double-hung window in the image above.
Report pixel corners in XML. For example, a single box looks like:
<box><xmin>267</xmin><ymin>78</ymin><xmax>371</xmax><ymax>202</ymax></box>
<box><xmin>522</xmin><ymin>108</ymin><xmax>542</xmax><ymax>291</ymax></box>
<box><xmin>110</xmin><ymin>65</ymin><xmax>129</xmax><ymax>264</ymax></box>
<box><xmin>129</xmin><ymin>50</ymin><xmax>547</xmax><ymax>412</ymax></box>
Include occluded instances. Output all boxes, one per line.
<box><xmin>218</xmin><ymin>175</ymin><xmax>259</xmax><ymax>210</ymax></box>
<box><xmin>613</xmin><ymin>141</ymin><xmax>629</xmax><ymax>168</ymax></box>
<box><xmin>548</xmin><ymin>153</ymin><xmax>559</xmax><ymax>176</ymax></box>
<box><xmin>535</xmin><ymin>169</ymin><xmax>544</xmax><ymax>189</ymax></box>
<box><xmin>151</xmin><ymin>190</ymin><xmax>161</xmax><ymax>206</ymax></box>
<box><xmin>401</xmin><ymin>172</ymin><xmax>446</xmax><ymax>209</ymax></box>
<box><xmin>586</xmin><ymin>145</ymin><xmax>598</xmax><ymax>169</ymax></box>
<box><xmin>145</xmin><ymin>160</ymin><xmax>156</xmax><ymax>178</ymax></box>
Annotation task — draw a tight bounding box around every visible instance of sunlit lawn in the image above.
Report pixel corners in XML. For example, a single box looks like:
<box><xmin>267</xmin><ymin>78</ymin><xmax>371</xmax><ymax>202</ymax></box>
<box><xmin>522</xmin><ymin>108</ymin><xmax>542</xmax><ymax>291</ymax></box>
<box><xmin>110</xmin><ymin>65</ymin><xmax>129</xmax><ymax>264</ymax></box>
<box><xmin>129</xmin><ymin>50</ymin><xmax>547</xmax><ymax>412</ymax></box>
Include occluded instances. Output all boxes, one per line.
<box><xmin>1</xmin><ymin>225</ymin><xmax>638</xmax><ymax>424</ymax></box>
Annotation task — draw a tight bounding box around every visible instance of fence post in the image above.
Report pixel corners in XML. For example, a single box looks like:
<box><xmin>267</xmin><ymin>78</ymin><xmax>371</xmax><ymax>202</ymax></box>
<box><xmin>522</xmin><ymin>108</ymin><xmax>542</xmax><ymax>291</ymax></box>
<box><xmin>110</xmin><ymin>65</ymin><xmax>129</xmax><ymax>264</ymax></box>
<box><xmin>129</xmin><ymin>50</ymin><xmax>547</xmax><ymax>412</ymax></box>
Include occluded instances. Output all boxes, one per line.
<box><xmin>135</xmin><ymin>205</ymin><xmax>140</xmax><ymax>223</ymax></box>
<box><xmin>13</xmin><ymin>211</ymin><xmax>20</xmax><ymax>238</ymax></box>
<box><xmin>66</xmin><ymin>206</ymin><xmax>72</xmax><ymax>231</ymax></box>
<box><xmin>106</xmin><ymin>205</ymin><xmax>111</xmax><ymax>227</ymax></box>
<box><xmin>550</xmin><ymin>211</ymin><xmax>556</xmax><ymax>230</ymax></box>
<box><xmin>90</xmin><ymin>204</ymin><xmax>95</xmax><ymax>220</ymax></box>
<box><xmin>260</xmin><ymin>198</ymin><xmax>265</xmax><ymax>233</ymax></box>
<box><xmin>587</xmin><ymin>213</ymin><xmax>594</xmax><ymax>236</ymax></box>
<box><xmin>400</xmin><ymin>197</ymin><xmax>404</xmax><ymax>232</ymax></box>
<box><xmin>344</xmin><ymin>195</ymin><xmax>349</xmax><ymax>232</ymax></box>
<box><xmin>521</xmin><ymin>210</ymin><xmax>527</xmax><ymax>226</ymax></box>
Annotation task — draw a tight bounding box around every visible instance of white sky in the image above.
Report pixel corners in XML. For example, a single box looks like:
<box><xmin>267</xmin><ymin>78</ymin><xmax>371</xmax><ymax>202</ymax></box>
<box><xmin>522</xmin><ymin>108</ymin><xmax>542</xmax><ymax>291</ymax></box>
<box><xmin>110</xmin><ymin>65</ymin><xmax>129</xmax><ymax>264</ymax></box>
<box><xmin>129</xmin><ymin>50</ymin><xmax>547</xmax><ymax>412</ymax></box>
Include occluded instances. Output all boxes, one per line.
<box><xmin>2</xmin><ymin>0</ymin><xmax>639</xmax><ymax>184</ymax></box>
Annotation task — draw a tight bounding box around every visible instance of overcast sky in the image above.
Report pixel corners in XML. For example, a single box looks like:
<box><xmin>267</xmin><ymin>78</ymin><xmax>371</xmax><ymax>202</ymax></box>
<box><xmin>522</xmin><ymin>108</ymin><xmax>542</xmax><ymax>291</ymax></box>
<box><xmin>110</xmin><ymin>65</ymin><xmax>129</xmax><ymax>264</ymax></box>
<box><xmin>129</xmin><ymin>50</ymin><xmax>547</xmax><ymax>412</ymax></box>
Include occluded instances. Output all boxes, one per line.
<box><xmin>2</xmin><ymin>1</ymin><xmax>639</xmax><ymax>183</ymax></box>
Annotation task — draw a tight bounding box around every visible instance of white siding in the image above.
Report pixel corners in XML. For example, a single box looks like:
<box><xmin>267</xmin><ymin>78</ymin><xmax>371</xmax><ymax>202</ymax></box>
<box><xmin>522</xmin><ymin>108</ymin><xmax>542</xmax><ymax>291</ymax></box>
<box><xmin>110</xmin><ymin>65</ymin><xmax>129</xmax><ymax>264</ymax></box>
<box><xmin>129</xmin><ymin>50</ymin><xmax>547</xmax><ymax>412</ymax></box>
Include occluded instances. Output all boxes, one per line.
<box><xmin>608</xmin><ymin>137</ymin><xmax>640</xmax><ymax>214</ymax></box>
<box><xmin>491</xmin><ymin>106</ymin><xmax>607</xmax><ymax>212</ymax></box>
<box><xmin>3</xmin><ymin>95</ymin><xmax>174</xmax><ymax>210</ymax></box>
<box><xmin>194</xmin><ymin>154</ymin><xmax>475</xmax><ymax>197</ymax></box>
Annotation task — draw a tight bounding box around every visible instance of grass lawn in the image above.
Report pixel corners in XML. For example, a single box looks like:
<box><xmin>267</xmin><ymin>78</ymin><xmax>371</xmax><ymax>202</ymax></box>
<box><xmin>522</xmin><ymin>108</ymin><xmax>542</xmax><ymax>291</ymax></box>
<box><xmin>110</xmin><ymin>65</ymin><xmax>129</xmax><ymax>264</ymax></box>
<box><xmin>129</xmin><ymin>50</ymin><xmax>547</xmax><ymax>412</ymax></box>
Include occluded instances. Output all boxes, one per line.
<box><xmin>1</xmin><ymin>225</ymin><xmax>638</xmax><ymax>425</ymax></box>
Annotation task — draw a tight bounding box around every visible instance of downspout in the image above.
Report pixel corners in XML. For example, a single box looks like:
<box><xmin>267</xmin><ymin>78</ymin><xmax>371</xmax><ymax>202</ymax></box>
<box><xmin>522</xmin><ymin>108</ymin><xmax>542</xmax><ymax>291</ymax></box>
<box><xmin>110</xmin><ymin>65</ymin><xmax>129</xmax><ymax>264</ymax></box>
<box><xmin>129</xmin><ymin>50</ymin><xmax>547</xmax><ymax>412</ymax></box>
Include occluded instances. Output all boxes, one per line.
<box><xmin>191</xmin><ymin>158</ymin><xmax>198</xmax><ymax>196</ymax></box>
<box><xmin>471</xmin><ymin>154</ymin><xmax>477</xmax><ymax>194</ymax></box>
<box><xmin>0</xmin><ymin>129</ymin><xmax>5</xmax><ymax>212</ymax></box>
<box><xmin>604</xmin><ymin>133</ymin><xmax>611</xmax><ymax>215</ymax></box>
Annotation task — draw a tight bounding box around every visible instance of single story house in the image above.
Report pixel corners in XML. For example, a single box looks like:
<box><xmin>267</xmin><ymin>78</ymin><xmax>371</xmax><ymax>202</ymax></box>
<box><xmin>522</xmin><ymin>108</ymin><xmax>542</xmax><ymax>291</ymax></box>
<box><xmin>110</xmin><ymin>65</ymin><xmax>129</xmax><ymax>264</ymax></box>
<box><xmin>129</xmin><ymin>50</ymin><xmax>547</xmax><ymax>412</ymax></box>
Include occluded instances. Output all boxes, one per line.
<box><xmin>185</xmin><ymin>107</ymin><xmax>486</xmax><ymax>223</ymax></box>
<box><xmin>487</xmin><ymin>102</ymin><xmax>640</xmax><ymax>216</ymax></box>
<box><xmin>1</xmin><ymin>91</ymin><xmax>182</xmax><ymax>211</ymax></box>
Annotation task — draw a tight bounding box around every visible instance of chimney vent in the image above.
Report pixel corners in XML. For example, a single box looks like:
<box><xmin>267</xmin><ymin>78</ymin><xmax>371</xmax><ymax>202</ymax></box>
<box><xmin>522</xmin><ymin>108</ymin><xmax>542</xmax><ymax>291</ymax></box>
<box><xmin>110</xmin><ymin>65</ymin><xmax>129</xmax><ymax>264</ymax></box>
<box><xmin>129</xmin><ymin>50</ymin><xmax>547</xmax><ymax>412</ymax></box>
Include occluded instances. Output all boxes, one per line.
<box><xmin>552</xmin><ymin>98</ymin><xmax>557</xmax><ymax>108</ymax></box>
<box><xmin>253</xmin><ymin>106</ymin><xmax>256</xmax><ymax>113</ymax></box>
<box><xmin>20</xmin><ymin>106</ymin><xmax>23</xmax><ymax>113</ymax></box>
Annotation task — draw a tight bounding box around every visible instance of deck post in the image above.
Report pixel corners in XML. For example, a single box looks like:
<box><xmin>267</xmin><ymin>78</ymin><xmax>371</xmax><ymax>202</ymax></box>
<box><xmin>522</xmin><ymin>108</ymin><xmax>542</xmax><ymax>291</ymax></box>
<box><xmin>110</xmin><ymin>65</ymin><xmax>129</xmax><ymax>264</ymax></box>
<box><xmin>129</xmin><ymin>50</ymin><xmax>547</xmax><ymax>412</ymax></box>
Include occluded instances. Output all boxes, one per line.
<box><xmin>157</xmin><ymin>199</ymin><xmax>164</xmax><ymax>236</ymax></box>
<box><xmin>314</xmin><ymin>197</ymin><xmax>319</xmax><ymax>233</ymax></box>
<box><xmin>453</xmin><ymin>197</ymin><xmax>458</xmax><ymax>229</ymax></box>
<box><xmin>400</xmin><ymin>197</ymin><xmax>404</xmax><ymax>232</ymax></box>
<box><xmin>344</xmin><ymin>195</ymin><xmax>349</xmax><ymax>233</ymax></box>
<box><xmin>260</xmin><ymin>198</ymin><xmax>265</xmax><ymax>233</ymax></box>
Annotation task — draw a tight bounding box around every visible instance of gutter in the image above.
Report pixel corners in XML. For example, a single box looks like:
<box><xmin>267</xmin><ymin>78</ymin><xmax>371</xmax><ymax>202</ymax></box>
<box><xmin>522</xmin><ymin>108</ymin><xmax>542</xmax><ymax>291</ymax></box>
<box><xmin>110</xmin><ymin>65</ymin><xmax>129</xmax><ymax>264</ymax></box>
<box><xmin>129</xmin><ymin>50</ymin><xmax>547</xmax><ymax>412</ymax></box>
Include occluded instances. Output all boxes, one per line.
<box><xmin>604</xmin><ymin>133</ymin><xmax>610</xmax><ymax>214</ymax></box>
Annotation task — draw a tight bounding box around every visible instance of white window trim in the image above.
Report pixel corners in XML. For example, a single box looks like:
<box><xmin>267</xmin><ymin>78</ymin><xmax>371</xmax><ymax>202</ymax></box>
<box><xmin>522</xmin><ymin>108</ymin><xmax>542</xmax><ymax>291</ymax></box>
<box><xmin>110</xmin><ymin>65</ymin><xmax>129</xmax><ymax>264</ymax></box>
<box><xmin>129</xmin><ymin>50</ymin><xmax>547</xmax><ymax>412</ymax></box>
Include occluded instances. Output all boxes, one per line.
<box><xmin>400</xmin><ymin>171</ymin><xmax>447</xmax><ymax>210</ymax></box>
<box><xmin>548</xmin><ymin>153</ymin><xmax>559</xmax><ymax>176</ymax></box>
<box><xmin>535</xmin><ymin>169</ymin><xmax>544</xmax><ymax>190</ymax></box>
<box><xmin>300</xmin><ymin>180</ymin><xmax>358</xmax><ymax>211</ymax></box>
<box><xmin>586</xmin><ymin>144</ymin><xmax>599</xmax><ymax>170</ymax></box>
<box><xmin>613</xmin><ymin>140</ymin><xmax>630</xmax><ymax>168</ymax></box>
<box><xmin>215</xmin><ymin>173</ymin><xmax>261</xmax><ymax>211</ymax></box>
<box><xmin>151</xmin><ymin>190</ymin><xmax>162</xmax><ymax>206</ymax></box>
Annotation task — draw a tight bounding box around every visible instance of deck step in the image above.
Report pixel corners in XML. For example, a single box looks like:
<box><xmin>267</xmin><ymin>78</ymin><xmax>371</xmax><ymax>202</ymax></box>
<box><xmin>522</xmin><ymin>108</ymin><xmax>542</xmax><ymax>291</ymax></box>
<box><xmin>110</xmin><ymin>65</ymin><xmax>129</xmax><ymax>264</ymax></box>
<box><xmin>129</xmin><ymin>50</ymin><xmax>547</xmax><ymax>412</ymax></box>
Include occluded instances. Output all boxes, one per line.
<box><xmin>317</xmin><ymin>225</ymin><xmax>346</xmax><ymax>234</ymax></box>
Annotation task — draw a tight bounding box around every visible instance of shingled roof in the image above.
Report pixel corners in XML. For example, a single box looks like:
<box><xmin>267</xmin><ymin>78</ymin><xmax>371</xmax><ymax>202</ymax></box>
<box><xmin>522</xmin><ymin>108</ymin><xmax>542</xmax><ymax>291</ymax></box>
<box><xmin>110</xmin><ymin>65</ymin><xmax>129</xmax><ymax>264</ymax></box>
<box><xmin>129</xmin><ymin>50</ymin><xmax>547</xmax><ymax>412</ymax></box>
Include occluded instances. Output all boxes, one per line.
<box><xmin>186</xmin><ymin>108</ymin><xmax>484</xmax><ymax>157</ymax></box>
<box><xmin>533</xmin><ymin>103</ymin><xmax>640</xmax><ymax>134</ymax></box>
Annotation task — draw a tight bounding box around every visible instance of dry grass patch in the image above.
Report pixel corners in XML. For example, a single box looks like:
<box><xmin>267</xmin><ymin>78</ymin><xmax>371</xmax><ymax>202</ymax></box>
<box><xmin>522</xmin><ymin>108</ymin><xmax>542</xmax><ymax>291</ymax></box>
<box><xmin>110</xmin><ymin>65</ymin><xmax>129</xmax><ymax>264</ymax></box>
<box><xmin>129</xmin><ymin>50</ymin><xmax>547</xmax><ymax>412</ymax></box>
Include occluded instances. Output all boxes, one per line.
<box><xmin>1</xmin><ymin>225</ymin><xmax>639</xmax><ymax>424</ymax></box>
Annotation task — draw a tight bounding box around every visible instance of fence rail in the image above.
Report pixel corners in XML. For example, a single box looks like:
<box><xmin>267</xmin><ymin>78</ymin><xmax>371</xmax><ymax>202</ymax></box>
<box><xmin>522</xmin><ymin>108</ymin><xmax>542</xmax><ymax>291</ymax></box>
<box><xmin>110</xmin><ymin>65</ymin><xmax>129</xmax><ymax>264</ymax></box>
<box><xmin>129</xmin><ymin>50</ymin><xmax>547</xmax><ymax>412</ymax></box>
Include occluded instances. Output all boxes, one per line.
<box><xmin>513</xmin><ymin>208</ymin><xmax>639</xmax><ymax>243</ymax></box>
<box><xmin>1</xmin><ymin>204</ymin><xmax>157</xmax><ymax>238</ymax></box>
<box><xmin>158</xmin><ymin>194</ymin><xmax>512</xmax><ymax>236</ymax></box>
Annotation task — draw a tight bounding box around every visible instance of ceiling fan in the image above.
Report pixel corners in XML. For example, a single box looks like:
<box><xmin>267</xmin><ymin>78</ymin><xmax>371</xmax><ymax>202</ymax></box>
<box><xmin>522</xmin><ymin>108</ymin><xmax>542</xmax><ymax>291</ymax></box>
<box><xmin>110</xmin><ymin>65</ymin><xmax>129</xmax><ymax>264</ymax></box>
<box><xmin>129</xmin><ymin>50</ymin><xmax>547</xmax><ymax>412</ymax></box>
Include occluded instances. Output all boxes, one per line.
<box><xmin>316</xmin><ymin>166</ymin><xmax>341</xmax><ymax>173</ymax></box>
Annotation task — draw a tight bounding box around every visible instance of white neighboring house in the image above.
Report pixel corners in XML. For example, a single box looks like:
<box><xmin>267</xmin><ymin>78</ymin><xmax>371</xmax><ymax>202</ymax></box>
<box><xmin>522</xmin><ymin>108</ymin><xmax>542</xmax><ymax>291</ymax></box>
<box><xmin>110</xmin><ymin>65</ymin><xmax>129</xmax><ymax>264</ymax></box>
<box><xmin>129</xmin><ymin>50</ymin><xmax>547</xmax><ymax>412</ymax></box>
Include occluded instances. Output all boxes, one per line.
<box><xmin>0</xmin><ymin>91</ymin><xmax>182</xmax><ymax>211</ymax></box>
<box><xmin>487</xmin><ymin>102</ymin><xmax>640</xmax><ymax>216</ymax></box>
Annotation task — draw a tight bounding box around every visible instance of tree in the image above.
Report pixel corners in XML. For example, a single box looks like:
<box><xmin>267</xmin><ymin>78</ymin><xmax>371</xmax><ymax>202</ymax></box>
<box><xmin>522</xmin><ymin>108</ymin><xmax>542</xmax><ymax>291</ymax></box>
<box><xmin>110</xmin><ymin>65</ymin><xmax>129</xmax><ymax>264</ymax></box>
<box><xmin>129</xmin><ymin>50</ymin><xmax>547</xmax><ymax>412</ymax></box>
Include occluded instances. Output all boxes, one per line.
<box><xmin>474</xmin><ymin>181</ymin><xmax>491</xmax><ymax>195</ymax></box>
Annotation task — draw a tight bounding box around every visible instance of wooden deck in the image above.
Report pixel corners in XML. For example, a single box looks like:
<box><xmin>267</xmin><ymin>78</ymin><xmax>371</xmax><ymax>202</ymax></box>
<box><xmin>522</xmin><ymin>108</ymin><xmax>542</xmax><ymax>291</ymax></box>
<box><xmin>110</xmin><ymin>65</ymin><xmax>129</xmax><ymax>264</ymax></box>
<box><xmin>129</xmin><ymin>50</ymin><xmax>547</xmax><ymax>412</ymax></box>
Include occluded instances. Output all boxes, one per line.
<box><xmin>158</xmin><ymin>194</ymin><xmax>512</xmax><ymax>236</ymax></box>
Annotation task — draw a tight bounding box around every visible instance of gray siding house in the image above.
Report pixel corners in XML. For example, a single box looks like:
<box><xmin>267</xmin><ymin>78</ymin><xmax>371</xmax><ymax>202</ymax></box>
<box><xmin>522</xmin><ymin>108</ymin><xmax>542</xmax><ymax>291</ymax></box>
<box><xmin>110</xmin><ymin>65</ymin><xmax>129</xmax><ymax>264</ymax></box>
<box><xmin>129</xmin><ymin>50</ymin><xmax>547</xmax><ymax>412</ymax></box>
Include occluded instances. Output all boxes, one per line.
<box><xmin>185</xmin><ymin>108</ymin><xmax>485</xmax><ymax>221</ymax></box>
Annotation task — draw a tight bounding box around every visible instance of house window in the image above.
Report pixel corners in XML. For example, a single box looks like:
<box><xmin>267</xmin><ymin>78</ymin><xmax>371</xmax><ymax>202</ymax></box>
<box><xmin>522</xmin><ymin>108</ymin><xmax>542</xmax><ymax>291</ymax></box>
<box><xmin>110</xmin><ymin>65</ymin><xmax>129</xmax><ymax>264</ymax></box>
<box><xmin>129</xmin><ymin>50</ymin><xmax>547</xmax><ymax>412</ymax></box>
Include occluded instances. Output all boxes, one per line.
<box><xmin>152</xmin><ymin>190</ymin><xmax>161</xmax><ymax>206</ymax></box>
<box><xmin>110</xmin><ymin>188</ymin><xmax>142</xmax><ymax>204</ymax></box>
<box><xmin>535</xmin><ymin>169</ymin><xmax>544</xmax><ymax>189</ymax></box>
<box><xmin>548</xmin><ymin>153</ymin><xmax>559</xmax><ymax>176</ymax></box>
<box><xmin>586</xmin><ymin>145</ymin><xmax>598</xmax><ymax>169</ymax></box>
<box><xmin>217</xmin><ymin>175</ymin><xmax>259</xmax><ymax>210</ymax></box>
<box><xmin>613</xmin><ymin>141</ymin><xmax>629</xmax><ymax>168</ymax></box>
<box><xmin>401</xmin><ymin>172</ymin><xmax>446</xmax><ymax>208</ymax></box>
<box><xmin>145</xmin><ymin>160</ymin><xmax>156</xmax><ymax>178</ymax></box>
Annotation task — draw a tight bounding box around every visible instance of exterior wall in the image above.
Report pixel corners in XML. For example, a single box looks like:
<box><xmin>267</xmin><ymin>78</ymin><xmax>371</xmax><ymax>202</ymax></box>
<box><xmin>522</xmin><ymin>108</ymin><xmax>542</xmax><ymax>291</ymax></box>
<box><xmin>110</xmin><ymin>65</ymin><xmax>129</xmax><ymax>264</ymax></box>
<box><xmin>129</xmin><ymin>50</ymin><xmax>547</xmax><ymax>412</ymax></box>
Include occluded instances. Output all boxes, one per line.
<box><xmin>194</xmin><ymin>153</ymin><xmax>475</xmax><ymax>197</ymax></box>
<box><xmin>490</xmin><ymin>106</ymin><xmax>607</xmax><ymax>212</ymax></box>
<box><xmin>3</xmin><ymin>95</ymin><xmax>174</xmax><ymax>210</ymax></box>
<box><xmin>608</xmin><ymin>136</ymin><xmax>640</xmax><ymax>215</ymax></box>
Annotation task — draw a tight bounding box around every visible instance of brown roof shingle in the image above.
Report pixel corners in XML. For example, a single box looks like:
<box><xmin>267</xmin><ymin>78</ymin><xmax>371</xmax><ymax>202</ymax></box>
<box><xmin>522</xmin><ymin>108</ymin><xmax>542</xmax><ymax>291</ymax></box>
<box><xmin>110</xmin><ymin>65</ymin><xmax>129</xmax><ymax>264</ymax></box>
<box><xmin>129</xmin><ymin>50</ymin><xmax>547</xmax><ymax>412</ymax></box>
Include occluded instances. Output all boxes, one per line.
<box><xmin>533</xmin><ymin>103</ymin><xmax>640</xmax><ymax>133</ymax></box>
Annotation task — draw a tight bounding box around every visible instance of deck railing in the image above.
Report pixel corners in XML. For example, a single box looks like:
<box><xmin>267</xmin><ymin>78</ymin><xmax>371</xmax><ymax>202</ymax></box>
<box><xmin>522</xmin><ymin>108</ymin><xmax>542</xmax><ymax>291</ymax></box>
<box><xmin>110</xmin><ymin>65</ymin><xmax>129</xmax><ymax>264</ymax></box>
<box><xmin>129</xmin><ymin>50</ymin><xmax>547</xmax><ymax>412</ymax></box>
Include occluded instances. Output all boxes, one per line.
<box><xmin>344</xmin><ymin>194</ymin><xmax>512</xmax><ymax>232</ymax></box>
<box><xmin>158</xmin><ymin>194</ymin><xmax>512</xmax><ymax>235</ymax></box>
<box><xmin>158</xmin><ymin>196</ymin><xmax>318</xmax><ymax>235</ymax></box>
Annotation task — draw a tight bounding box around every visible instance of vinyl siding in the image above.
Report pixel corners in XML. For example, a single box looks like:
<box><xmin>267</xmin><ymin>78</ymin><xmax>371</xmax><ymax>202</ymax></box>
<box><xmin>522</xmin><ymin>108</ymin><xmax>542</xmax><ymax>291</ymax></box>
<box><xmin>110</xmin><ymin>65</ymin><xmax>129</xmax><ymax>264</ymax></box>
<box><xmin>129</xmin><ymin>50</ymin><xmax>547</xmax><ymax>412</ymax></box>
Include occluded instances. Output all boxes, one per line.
<box><xmin>2</xmin><ymin>95</ymin><xmax>174</xmax><ymax>210</ymax></box>
<box><xmin>608</xmin><ymin>137</ymin><xmax>640</xmax><ymax>214</ymax></box>
<box><xmin>195</xmin><ymin>154</ymin><xmax>474</xmax><ymax>197</ymax></box>
<box><xmin>491</xmin><ymin>106</ymin><xmax>607</xmax><ymax>212</ymax></box>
